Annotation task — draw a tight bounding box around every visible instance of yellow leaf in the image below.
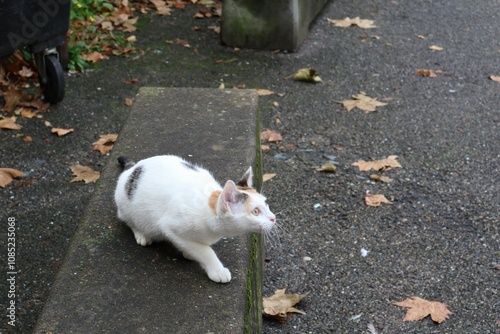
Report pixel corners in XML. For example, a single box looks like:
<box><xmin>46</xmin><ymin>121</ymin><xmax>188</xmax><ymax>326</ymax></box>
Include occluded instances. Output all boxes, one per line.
<box><xmin>263</xmin><ymin>288</ymin><xmax>310</xmax><ymax>322</ymax></box>
<box><xmin>0</xmin><ymin>168</ymin><xmax>24</xmax><ymax>188</ymax></box>
<box><xmin>69</xmin><ymin>165</ymin><xmax>100</xmax><ymax>184</ymax></box>
<box><xmin>393</xmin><ymin>296</ymin><xmax>452</xmax><ymax>324</ymax></box>
<box><xmin>365</xmin><ymin>194</ymin><xmax>393</xmax><ymax>206</ymax></box>
<box><xmin>289</xmin><ymin>68</ymin><xmax>322</xmax><ymax>83</ymax></box>
<box><xmin>316</xmin><ymin>162</ymin><xmax>337</xmax><ymax>173</ymax></box>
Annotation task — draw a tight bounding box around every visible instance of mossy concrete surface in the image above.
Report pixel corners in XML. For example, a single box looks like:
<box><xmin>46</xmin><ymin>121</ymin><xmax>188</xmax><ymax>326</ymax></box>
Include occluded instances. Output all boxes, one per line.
<box><xmin>221</xmin><ymin>0</ymin><xmax>328</xmax><ymax>51</ymax></box>
<box><xmin>34</xmin><ymin>87</ymin><xmax>263</xmax><ymax>333</ymax></box>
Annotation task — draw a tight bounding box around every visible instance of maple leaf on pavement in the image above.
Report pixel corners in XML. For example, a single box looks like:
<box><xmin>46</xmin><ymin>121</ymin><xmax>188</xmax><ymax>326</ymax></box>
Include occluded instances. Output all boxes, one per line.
<box><xmin>352</xmin><ymin>155</ymin><xmax>402</xmax><ymax>172</ymax></box>
<box><xmin>69</xmin><ymin>165</ymin><xmax>100</xmax><ymax>184</ymax></box>
<box><xmin>261</xmin><ymin>129</ymin><xmax>283</xmax><ymax>142</ymax></box>
<box><xmin>337</xmin><ymin>92</ymin><xmax>387</xmax><ymax>113</ymax></box>
<box><xmin>263</xmin><ymin>288</ymin><xmax>309</xmax><ymax>322</ymax></box>
<box><xmin>393</xmin><ymin>296</ymin><xmax>452</xmax><ymax>324</ymax></box>
<box><xmin>0</xmin><ymin>116</ymin><xmax>22</xmax><ymax>130</ymax></box>
<box><xmin>92</xmin><ymin>134</ymin><xmax>118</xmax><ymax>155</ymax></box>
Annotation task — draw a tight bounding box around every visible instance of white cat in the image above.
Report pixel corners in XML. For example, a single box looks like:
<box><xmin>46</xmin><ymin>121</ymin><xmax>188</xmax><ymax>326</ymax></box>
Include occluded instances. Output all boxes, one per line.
<box><xmin>114</xmin><ymin>155</ymin><xmax>276</xmax><ymax>283</ymax></box>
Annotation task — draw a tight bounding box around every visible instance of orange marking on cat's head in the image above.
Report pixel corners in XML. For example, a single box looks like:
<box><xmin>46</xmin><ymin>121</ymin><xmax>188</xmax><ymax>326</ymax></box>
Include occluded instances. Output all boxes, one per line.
<box><xmin>209</xmin><ymin>190</ymin><xmax>222</xmax><ymax>214</ymax></box>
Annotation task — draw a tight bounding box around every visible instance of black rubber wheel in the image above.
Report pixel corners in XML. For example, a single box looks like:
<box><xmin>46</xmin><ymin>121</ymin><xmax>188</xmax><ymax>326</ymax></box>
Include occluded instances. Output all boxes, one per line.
<box><xmin>41</xmin><ymin>54</ymin><xmax>65</xmax><ymax>104</ymax></box>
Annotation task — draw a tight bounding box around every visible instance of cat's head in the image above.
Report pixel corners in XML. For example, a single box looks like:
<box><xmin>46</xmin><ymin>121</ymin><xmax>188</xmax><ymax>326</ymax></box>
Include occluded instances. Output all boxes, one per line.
<box><xmin>218</xmin><ymin>167</ymin><xmax>275</xmax><ymax>234</ymax></box>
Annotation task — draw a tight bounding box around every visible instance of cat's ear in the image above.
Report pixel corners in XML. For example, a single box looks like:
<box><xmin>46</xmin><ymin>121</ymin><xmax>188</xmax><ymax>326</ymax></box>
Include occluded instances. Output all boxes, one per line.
<box><xmin>221</xmin><ymin>180</ymin><xmax>247</xmax><ymax>213</ymax></box>
<box><xmin>237</xmin><ymin>167</ymin><xmax>253</xmax><ymax>188</ymax></box>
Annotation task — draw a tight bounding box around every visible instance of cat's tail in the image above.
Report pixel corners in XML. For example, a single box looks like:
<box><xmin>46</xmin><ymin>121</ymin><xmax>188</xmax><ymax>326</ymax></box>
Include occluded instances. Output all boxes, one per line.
<box><xmin>117</xmin><ymin>156</ymin><xmax>136</xmax><ymax>170</ymax></box>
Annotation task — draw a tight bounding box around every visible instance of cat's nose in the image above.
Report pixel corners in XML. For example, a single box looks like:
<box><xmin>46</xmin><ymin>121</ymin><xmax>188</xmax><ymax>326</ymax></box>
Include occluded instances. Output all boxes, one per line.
<box><xmin>270</xmin><ymin>216</ymin><xmax>276</xmax><ymax>223</ymax></box>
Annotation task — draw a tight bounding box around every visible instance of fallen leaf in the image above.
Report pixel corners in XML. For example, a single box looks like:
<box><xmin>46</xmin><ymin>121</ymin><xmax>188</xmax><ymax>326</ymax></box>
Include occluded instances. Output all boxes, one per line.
<box><xmin>263</xmin><ymin>173</ymin><xmax>277</xmax><ymax>182</ymax></box>
<box><xmin>92</xmin><ymin>134</ymin><xmax>118</xmax><ymax>155</ymax></box>
<box><xmin>261</xmin><ymin>144</ymin><xmax>270</xmax><ymax>151</ymax></box>
<box><xmin>416</xmin><ymin>35</ymin><xmax>426</xmax><ymax>39</ymax></box>
<box><xmin>352</xmin><ymin>155</ymin><xmax>402</xmax><ymax>171</ymax></box>
<box><xmin>124</xmin><ymin>98</ymin><xmax>134</xmax><ymax>106</ymax></box>
<box><xmin>18</xmin><ymin>66</ymin><xmax>34</xmax><ymax>77</ymax></box>
<box><xmin>69</xmin><ymin>165</ymin><xmax>100</xmax><ymax>184</ymax></box>
<box><xmin>429</xmin><ymin>45</ymin><xmax>444</xmax><ymax>51</ymax></box>
<box><xmin>263</xmin><ymin>288</ymin><xmax>310</xmax><ymax>322</ymax></box>
<box><xmin>0</xmin><ymin>168</ymin><xmax>24</xmax><ymax>188</ymax></box>
<box><xmin>415</xmin><ymin>69</ymin><xmax>443</xmax><ymax>77</ymax></box>
<box><xmin>23</xmin><ymin>136</ymin><xmax>32</xmax><ymax>142</ymax></box>
<box><xmin>316</xmin><ymin>162</ymin><xmax>337</xmax><ymax>173</ymax></box>
<box><xmin>327</xmin><ymin>17</ymin><xmax>376</xmax><ymax>29</ymax></box>
<box><xmin>0</xmin><ymin>117</ymin><xmax>22</xmax><ymax>130</ymax></box>
<box><xmin>489</xmin><ymin>75</ymin><xmax>500</xmax><ymax>82</ymax></box>
<box><xmin>2</xmin><ymin>89</ymin><xmax>23</xmax><ymax>112</ymax></box>
<box><xmin>82</xmin><ymin>52</ymin><xmax>109</xmax><ymax>62</ymax></box>
<box><xmin>51</xmin><ymin>128</ymin><xmax>74</xmax><ymax>137</ymax></box>
<box><xmin>370</xmin><ymin>174</ymin><xmax>394</xmax><ymax>182</ymax></box>
<box><xmin>44</xmin><ymin>120</ymin><xmax>52</xmax><ymax>127</ymax></box>
<box><xmin>337</xmin><ymin>91</ymin><xmax>388</xmax><ymax>113</ymax></box>
<box><xmin>150</xmin><ymin>0</ymin><xmax>172</xmax><ymax>15</ymax></box>
<box><xmin>261</xmin><ymin>129</ymin><xmax>283</xmax><ymax>142</ymax></box>
<box><xmin>19</xmin><ymin>107</ymin><xmax>42</xmax><ymax>119</ymax></box>
<box><xmin>288</xmin><ymin>68</ymin><xmax>322</xmax><ymax>83</ymax></box>
<box><xmin>123</xmin><ymin>78</ymin><xmax>139</xmax><ymax>84</ymax></box>
<box><xmin>256</xmin><ymin>89</ymin><xmax>275</xmax><ymax>96</ymax></box>
<box><xmin>393</xmin><ymin>296</ymin><xmax>452</xmax><ymax>324</ymax></box>
<box><xmin>365</xmin><ymin>194</ymin><xmax>393</xmax><ymax>206</ymax></box>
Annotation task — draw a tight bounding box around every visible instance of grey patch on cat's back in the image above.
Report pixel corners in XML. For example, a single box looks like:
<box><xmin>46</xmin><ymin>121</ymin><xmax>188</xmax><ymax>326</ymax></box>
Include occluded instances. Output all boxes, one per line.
<box><xmin>126</xmin><ymin>166</ymin><xmax>144</xmax><ymax>199</ymax></box>
<box><xmin>182</xmin><ymin>161</ymin><xmax>198</xmax><ymax>171</ymax></box>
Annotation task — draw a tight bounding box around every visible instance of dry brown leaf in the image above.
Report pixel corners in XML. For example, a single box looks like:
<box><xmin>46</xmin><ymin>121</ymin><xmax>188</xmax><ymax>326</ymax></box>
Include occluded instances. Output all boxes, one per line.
<box><xmin>261</xmin><ymin>129</ymin><xmax>283</xmax><ymax>142</ymax></box>
<box><xmin>82</xmin><ymin>52</ymin><xmax>109</xmax><ymax>63</ymax></box>
<box><xmin>18</xmin><ymin>107</ymin><xmax>42</xmax><ymax>119</ymax></box>
<box><xmin>316</xmin><ymin>162</ymin><xmax>337</xmax><ymax>173</ymax></box>
<box><xmin>370</xmin><ymin>174</ymin><xmax>393</xmax><ymax>183</ymax></box>
<box><xmin>489</xmin><ymin>75</ymin><xmax>500</xmax><ymax>82</ymax></box>
<box><xmin>352</xmin><ymin>155</ymin><xmax>402</xmax><ymax>171</ymax></box>
<box><xmin>0</xmin><ymin>117</ymin><xmax>22</xmax><ymax>130</ymax></box>
<box><xmin>263</xmin><ymin>173</ymin><xmax>277</xmax><ymax>182</ymax></box>
<box><xmin>0</xmin><ymin>168</ymin><xmax>24</xmax><ymax>188</ymax></box>
<box><xmin>393</xmin><ymin>296</ymin><xmax>452</xmax><ymax>324</ymax></box>
<box><xmin>327</xmin><ymin>17</ymin><xmax>376</xmax><ymax>29</ymax></box>
<box><xmin>263</xmin><ymin>288</ymin><xmax>310</xmax><ymax>322</ymax></box>
<box><xmin>365</xmin><ymin>194</ymin><xmax>393</xmax><ymax>206</ymax></box>
<box><xmin>92</xmin><ymin>134</ymin><xmax>118</xmax><ymax>155</ymax></box>
<box><xmin>69</xmin><ymin>165</ymin><xmax>100</xmax><ymax>184</ymax></box>
<box><xmin>2</xmin><ymin>89</ymin><xmax>23</xmax><ymax>112</ymax></box>
<box><xmin>150</xmin><ymin>0</ymin><xmax>172</xmax><ymax>15</ymax></box>
<box><xmin>51</xmin><ymin>127</ymin><xmax>74</xmax><ymax>137</ymax></box>
<box><xmin>429</xmin><ymin>45</ymin><xmax>444</xmax><ymax>51</ymax></box>
<box><xmin>124</xmin><ymin>98</ymin><xmax>134</xmax><ymax>106</ymax></box>
<box><xmin>256</xmin><ymin>89</ymin><xmax>275</xmax><ymax>96</ymax></box>
<box><xmin>18</xmin><ymin>66</ymin><xmax>34</xmax><ymax>78</ymax></box>
<box><xmin>337</xmin><ymin>91</ymin><xmax>388</xmax><ymax>113</ymax></box>
<box><xmin>415</xmin><ymin>69</ymin><xmax>443</xmax><ymax>77</ymax></box>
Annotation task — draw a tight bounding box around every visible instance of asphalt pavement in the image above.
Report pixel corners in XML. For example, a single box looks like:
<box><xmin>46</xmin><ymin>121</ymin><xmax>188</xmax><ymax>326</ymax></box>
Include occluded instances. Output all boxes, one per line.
<box><xmin>1</xmin><ymin>0</ymin><xmax>498</xmax><ymax>333</ymax></box>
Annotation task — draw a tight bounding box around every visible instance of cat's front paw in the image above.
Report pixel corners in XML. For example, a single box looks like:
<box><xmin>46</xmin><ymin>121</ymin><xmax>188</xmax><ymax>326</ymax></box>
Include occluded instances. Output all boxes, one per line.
<box><xmin>207</xmin><ymin>267</ymin><xmax>231</xmax><ymax>283</ymax></box>
<box><xmin>132</xmin><ymin>230</ymin><xmax>152</xmax><ymax>246</ymax></box>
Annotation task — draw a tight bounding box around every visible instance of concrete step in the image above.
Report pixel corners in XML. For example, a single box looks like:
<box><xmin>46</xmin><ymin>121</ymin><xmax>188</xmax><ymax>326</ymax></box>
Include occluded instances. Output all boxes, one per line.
<box><xmin>34</xmin><ymin>87</ymin><xmax>264</xmax><ymax>334</ymax></box>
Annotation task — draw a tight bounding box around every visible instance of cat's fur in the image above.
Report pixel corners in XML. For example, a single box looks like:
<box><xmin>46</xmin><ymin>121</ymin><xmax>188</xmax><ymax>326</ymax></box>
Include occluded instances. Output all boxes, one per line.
<box><xmin>114</xmin><ymin>155</ymin><xmax>276</xmax><ymax>283</ymax></box>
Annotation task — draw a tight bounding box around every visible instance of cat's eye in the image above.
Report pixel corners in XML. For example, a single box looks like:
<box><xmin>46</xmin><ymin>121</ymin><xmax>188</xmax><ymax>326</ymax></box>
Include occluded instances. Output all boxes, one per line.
<box><xmin>251</xmin><ymin>208</ymin><xmax>260</xmax><ymax>216</ymax></box>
